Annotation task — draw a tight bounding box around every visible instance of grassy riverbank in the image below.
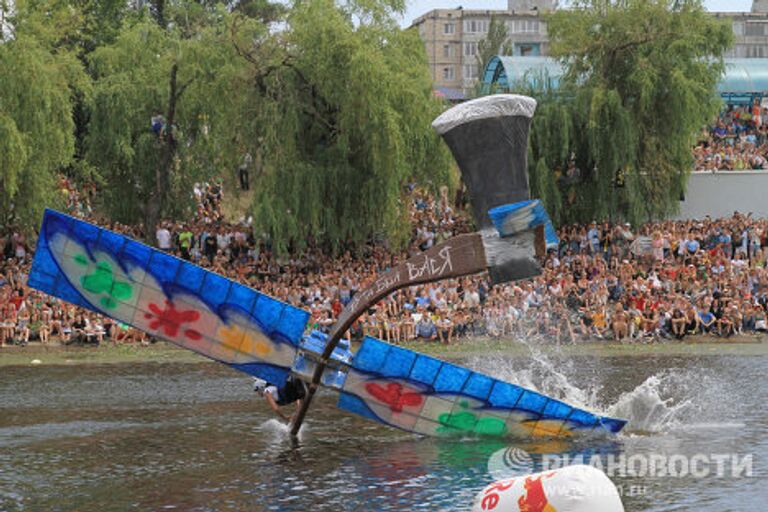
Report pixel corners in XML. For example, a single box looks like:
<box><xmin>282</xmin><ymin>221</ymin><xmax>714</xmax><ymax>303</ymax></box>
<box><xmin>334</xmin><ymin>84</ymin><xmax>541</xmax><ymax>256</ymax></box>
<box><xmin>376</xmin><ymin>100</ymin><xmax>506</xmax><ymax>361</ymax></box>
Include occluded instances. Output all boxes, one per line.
<box><xmin>1</xmin><ymin>335</ymin><xmax>766</xmax><ymax>367</ymax></box>
<box><xmin>0</xmin><ymin>343</ymin><xmax>205</xmax><ymax>366</ymax></box>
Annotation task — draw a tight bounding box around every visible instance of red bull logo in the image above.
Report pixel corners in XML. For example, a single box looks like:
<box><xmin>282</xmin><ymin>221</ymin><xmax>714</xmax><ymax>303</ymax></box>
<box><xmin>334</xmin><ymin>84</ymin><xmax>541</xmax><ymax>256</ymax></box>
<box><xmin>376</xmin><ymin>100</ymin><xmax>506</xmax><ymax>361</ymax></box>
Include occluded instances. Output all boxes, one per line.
<box><xmin>517</xmin><ymin>473</ymin><xmax>557</xmax><ymax>512</ymax></box>
<box><xmin>478</xmin><ymin>478</ymin><xmax>515</xmax><ymax>510</ymax></box>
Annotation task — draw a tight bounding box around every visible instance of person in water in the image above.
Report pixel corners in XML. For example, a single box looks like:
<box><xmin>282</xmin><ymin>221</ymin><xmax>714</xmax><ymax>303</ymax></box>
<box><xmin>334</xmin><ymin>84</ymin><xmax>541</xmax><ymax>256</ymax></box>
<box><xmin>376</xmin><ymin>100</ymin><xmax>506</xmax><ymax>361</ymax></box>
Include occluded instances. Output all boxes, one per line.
<box><xmin>253</xmin><ymin>376</ymin><xmax>307</xmax><ymax>423</ymax></box>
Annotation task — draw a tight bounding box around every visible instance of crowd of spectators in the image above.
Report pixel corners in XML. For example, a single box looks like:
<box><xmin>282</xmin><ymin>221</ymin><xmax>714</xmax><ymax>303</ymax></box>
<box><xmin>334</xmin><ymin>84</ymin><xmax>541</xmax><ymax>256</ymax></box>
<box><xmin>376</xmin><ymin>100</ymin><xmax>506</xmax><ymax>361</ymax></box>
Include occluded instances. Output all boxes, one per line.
<box><xmin>693</xmin><ymin>102</ymin><xmax>768</xmax><ymax>172</ymax></box>
<box><xmin>3</xmin><ymin>178</ymin><xmax>768</xmax><ymax>348</ymax></box>
<box><xmin>193</xmin><ymin>181</ymin><xmax>225</xmax><ymax>223</ymax></box>
<box><xmin>59</xmin><ymin>175</ymin><xmax>96</xmax><ymax>219</ymax></box>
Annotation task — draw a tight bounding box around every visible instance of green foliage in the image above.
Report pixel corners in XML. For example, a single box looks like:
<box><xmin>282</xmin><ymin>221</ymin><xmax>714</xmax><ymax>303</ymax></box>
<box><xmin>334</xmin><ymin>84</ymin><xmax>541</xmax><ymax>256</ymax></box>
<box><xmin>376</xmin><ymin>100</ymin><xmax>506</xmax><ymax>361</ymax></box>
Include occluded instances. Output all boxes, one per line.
<box><xmin>86</xmin><ymin>12</ymin><xmax>247</xmax><ymax>229</ymax></box>
<box><xmin>476</xmin><ymin>16</ymin><xmax>512</xmax><ymax>73</ymax></box>
<box><xmin>0</xmin><ymin>0</ymin><xmax>89</xmax><ymax>228</ymax></box>
<box><xmin>237</xmin><ymin>0</ymin><xmax>451</xmax><ymax>253</ymax></box>
<box><xmin>516</xmin><ymin>0</ymin><xmax>733</xmax><ymax>225</ymax></box>
<box><xmin>4</xmin><ymin>0</ymin><xmax>450</xmax><ymax>251</ymax></box>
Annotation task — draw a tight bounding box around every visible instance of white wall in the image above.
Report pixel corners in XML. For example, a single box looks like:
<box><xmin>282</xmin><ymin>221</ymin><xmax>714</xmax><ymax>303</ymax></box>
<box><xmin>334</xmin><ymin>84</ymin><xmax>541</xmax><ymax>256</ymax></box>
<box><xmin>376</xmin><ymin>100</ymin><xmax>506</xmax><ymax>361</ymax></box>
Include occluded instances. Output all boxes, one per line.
<box><xmin>675</xmin><ymin>170</ymin><xmax>768</xmax><ymax>220</ymax></box>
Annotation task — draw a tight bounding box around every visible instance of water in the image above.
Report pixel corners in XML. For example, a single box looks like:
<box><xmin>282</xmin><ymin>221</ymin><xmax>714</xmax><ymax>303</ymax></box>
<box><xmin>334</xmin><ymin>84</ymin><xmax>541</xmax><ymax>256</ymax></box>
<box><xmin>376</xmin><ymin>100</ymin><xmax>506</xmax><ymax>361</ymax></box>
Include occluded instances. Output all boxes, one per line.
<box><xmin>0</xmin><ymin>346</ymin><xmax>765</xmax><ymax>511</ymax></box>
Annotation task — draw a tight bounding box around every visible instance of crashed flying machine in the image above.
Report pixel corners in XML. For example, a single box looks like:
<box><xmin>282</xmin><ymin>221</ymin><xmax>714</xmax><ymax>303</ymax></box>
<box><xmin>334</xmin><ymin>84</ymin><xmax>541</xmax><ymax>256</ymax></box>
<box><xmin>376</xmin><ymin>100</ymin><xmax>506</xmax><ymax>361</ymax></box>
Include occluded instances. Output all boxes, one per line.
<box><xmin>27</xmin><ymin>95</ymin><xmax>626</xmax><ymax>439</ymax></box>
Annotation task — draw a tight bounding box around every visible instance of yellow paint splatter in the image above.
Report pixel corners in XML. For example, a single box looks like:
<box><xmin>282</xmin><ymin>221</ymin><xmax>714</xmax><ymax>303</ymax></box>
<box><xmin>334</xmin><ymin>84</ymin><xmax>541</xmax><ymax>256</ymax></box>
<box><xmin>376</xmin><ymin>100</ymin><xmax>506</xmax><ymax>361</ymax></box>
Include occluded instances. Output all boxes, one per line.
<box><xmin>521</xmin><ymin>420</ymin><xmax>573</xmax><ymax>438</ymax></box>
<box><xmin>218</xmin><ymin>324</ymin><xmax>273</xmax><ymax>357</ymax></box>
<box><xmin>242</xmin><ymin>334</ymin><xmax>273</xmax><ymax>357</ymax></box>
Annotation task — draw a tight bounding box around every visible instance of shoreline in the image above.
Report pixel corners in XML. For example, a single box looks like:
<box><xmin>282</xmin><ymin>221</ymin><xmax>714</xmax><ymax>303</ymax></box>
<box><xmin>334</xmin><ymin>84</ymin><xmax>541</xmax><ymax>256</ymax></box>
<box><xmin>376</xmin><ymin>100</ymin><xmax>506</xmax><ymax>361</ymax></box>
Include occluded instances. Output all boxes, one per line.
<box><xmin>0</xmin><ymin>335</ymin><xmax>765</xmax><ymax>367</ymax></box>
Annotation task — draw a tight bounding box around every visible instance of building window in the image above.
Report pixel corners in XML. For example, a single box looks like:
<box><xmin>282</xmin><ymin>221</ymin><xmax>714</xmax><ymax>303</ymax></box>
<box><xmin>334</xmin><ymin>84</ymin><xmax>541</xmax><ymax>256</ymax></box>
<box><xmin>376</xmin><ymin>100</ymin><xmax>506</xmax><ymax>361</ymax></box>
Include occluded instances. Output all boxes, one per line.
<box><xmin>463</xmin><ymin>64</ymin><xmax>478</xmax><ymax>79</ymax></box>
<box><xmin>745</xmin><ymin>22</ymin><xmax>766</xmax><ymax>37</ymax></box>
<box><xmin>444</xmin><ymin>23</ymin><xmax>455</xmax><ymax>35</ymax></box>
<box><xmin>463</xmin><ymin>19</ymin><xmax>488</xmax><ymax>33</ymax></box>
<box><xmin>443</xmin><ymin>66</ymin><xmax>455</xmax><ymax>80</ymax></box>
<box><xmin>443</xmin><ymin>44</ymin><xmax>453</xmax><ymax>57</ymax></box>
<box><xmin>464</xmin><ymin>41</ymin><xmax>477</xmax><ymax>56</ymax></box>
<box><xmin>512</xmin><ymin>19</ymin><xmax>540</xmax><ymax>34</ymax></box>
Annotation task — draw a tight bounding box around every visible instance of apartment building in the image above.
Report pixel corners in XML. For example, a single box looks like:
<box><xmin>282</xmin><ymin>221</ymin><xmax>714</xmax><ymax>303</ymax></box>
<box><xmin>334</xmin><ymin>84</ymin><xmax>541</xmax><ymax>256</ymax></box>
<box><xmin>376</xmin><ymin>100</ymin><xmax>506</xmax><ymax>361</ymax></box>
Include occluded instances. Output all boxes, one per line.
<box><xmin>412</xmin><ymin>0</ymin><xmax>768</xmax><ymax>94</ymax></box>
<box><xmin>719</xmin><ymin>3</ymin><xmax>768</xmax><ymax>58</ymax></box>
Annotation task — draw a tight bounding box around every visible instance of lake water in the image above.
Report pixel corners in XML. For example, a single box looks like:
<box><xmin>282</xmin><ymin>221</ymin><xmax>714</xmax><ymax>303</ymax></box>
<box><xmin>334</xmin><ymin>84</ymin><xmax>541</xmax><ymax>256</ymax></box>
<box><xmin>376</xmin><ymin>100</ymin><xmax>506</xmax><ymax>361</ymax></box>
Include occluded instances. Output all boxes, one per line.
<box><xmin>0</xmin><ymin>344</ymin><xmax>765</xmax><ymax>511</ymax></box>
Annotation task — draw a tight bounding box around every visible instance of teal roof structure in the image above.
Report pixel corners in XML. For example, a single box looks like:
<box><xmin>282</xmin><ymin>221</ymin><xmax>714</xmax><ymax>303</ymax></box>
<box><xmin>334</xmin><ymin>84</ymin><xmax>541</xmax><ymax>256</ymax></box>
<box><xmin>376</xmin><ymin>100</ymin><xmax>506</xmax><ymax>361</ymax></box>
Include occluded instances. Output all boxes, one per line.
<box><xmin>482</xmin><ymin>56</ymin><xmax>768</xmax><ymax>102</ymax></box>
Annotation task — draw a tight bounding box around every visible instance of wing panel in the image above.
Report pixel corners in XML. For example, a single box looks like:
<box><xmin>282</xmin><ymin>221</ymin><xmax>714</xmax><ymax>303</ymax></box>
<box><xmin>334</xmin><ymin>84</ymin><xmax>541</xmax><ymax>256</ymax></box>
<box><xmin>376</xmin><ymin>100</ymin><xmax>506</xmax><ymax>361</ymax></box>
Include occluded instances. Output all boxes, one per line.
<box><xmin>338</xmin><ymin>336</ymin><xmax>626</xmax><ymax>438</ymax></box>
<box><xmin>28</xmin><ymin>210</ymin><xmax>309</xmax><ymax>386</ymax></box>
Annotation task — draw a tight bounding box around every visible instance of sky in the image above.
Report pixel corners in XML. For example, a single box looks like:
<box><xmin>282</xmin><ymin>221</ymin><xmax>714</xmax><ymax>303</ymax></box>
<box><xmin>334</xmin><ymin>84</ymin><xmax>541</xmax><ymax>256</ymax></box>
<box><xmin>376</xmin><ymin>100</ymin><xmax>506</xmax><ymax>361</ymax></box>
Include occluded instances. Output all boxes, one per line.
<box><xmin>401</xmin><ymin>1</ymin><xmax>754</xmax><ymax>26</ymax></box>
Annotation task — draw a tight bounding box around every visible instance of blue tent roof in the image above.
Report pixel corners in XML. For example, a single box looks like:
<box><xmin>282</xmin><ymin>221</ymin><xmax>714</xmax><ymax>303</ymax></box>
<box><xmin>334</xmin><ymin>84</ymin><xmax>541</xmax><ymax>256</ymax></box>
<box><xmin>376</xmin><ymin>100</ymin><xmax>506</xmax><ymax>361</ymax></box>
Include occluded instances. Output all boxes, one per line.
<box><xmin>721</xmin><ymin>58</ymin><xmax>768</xmax><ymax>94</ymax></box>
<box><xmin>433</xmin><ymin>86</ymin><xmax>466</xmax><ymax>102</ymax></box>
<box><xmin>482</xmin><ymin>56</ymin><xmax>565</xmax><ymax>91</ymax></box>
<box><xmin>482</xmin><ymin>56</ymin><xmax>768</xmax><ymax>100</ymax></box>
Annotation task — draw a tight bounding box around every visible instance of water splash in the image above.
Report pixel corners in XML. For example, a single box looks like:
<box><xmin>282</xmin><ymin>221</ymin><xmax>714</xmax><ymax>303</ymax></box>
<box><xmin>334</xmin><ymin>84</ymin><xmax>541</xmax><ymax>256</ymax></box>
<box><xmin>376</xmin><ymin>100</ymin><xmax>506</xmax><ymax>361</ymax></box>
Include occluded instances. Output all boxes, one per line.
<box><xmin>472</xmin><ymin>337</ymin><xmax>736</xmax><ymax>435</ymax></box>
<box><xmin>471</xmin><ymin>335</ymin><xmax>599</xmax><ymax>410</ymax></box>
<box><xmin>260</xmin><ymin>419</ymin><xmax>298</xmax><ymax>439</ymax></box>
<box><xmin>510</xmin><ymin>335</ymin><xmax>600</xmax><ymax>410</ymax></box>
<box><xmin>606</xmin><ymin>373</ymin><xmax>693</xmax><ymax>432</ymax></box>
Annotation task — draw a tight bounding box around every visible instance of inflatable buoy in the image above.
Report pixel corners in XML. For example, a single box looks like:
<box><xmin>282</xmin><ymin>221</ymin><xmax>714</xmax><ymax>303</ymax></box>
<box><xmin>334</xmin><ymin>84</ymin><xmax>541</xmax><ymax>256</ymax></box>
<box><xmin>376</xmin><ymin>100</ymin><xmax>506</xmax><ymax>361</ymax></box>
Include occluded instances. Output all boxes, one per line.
<box><xmin>30</xmin><ymin>359</ymin><xmax>42</xmax><ymax>365</ymax></box>
<box><xmin>472</xmin><ymin>465</ymin><xmax>624</xmax><ymax>512</ymax></box>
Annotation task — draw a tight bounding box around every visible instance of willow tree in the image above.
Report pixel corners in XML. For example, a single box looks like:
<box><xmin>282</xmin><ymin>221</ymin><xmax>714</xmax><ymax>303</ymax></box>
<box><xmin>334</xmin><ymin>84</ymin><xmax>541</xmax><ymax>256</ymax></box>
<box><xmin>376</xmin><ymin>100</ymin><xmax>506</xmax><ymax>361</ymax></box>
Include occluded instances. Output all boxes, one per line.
<box><xmin>232</xmin><ymin>0</ymin><xmax>452</xmax><ymax>253</ymax></box>
<box><xmin>86</xmin><ymin>8</ymin><xmax>248</xmax><ymax>237</ymax></box>
<box><xmin>0</xmin><ymin>0</ymin><xmax>89</xmax><ymax>229</ymax></box>
<box><xmin>476</xmin><ymin>16</ymin><xmax>512</xmax><ymax>73</ymax></box>
<box><xmin>529</xmin><ymin>0</ymin><xmax>733</xmax><ymax>225</ymax></box>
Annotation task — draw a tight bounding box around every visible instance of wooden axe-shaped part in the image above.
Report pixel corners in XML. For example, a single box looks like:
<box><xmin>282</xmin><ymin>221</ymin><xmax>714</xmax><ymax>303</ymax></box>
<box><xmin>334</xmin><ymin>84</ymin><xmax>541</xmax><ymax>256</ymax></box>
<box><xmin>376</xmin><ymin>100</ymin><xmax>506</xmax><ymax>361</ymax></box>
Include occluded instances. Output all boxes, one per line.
<box><xmin>433</xmin><ymin>94</ymin><xmax>556</xmax><ymax>284</ymax></box>
<box><xmin>432</xmin><ymin>94</ymin><xmax>537</xmax><ymax>228</ymax></box>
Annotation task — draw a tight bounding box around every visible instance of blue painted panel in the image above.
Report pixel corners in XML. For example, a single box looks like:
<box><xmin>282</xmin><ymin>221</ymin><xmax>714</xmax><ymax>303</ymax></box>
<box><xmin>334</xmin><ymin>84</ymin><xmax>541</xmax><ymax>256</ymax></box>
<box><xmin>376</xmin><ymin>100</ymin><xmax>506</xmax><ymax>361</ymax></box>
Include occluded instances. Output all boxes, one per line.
<box><xmin>410</xmin><ymin>355</ymin><xmax>442</xmax><ymax>386</ymax></box>
<box><xmin>28</xmin><ymin>241</ymin><xmax>62</xmax><ymax>281</ymax></box>
<box><xmin>226</xmin><ymin>283</ymin><xmax>258</xmax><ymax>314</ymax></box>
<box><xmin>433</xmin><ymin>363</ymin><xmax>471</xmax><ymax>393</ymax></box>
<box><xmin>27</xmin><ymin>268</ymin><xmax>58</xmax><ymax>294</ymax></box>
<box><xmin>338</xmin><ymin>392</ymin><xmax>381</xmax><ymax>423</ymax></box>
<box><xmin>275</xmin><ymin>306</ymin><xmax>310</xmax><ymax>344</ymax></box>
<box><xmin>599</xmin><ymin>418</ymin><xmax>628</xmax><ymax>433</ymax></box>
<box><xmin>351</xmin><ymin>336</ymin><xmax>389</xmax><ymax>372</ymax></box>
<box><xmin>252</xmin><ymin>294</ymin><xmax>283</xmax><ymax>334</ymax></box>
<box><xmin>379</xmin><ymin>345</ymin><xmax>417</xmax><ymax>379</ymax></box>
<box><xmin>517</xmin><ymin>390</ymin><xmax>548</xmax><ymax>414</ymax></box>
<box><xmin>147</xmin><ymin>251</ymin><xmax>181</xmax><ymax>286</ymax></box>
<box><xmin>568</xmin><ymin>409</ymin><xmax>598</xmax><ymax>427</ymax></box>
<box><xmin>542</xmin><ymin>400</ymin><xmax>572</xmax><ymax>420</ymax></box>
<box><xmin>200</xmin><ymin>271</ymin><xmax>231</xmax><ymax>306</ymax></box>
<box><xmin>229</xmin><ymin>362</ymin><xmax>289</xmax><ymax>387</ymax></box>
<box><xmin>72</xmin><ymin>217</ymin><xmax>100</xmax><ymax>247</ymax></box>
<box><xmin>462</xmin><ymin>373</ymin><xmax>494</xmax><ymax>401</ymax></box>
<box><xmin>488</xmin><ymin>381</ymin><xmax>523</xmax><ymax>409</ymax></box>
<box><xmin>120</xmin><ymin>239</ymin><xmax>152</xmax><ymax>267</ymax></box>
<box><xmin>97</xmin><ymin>229</ymin><xmax>126</xmax><ymax>256</ymax></box>
<box><xmin>176</xmin><ymin>262</ymin><xmax>206</xmax><ymax>293</ymax></box>
<box><xmin>43</xmin><ymin>209</ymin><xmax>74</xmax><ymax>232</ymax></box>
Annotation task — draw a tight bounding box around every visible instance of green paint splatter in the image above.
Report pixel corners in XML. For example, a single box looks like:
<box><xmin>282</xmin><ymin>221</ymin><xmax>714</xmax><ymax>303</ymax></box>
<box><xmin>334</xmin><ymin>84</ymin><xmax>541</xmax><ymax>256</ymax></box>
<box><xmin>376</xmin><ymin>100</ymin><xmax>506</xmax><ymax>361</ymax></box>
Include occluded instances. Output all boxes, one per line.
<box><xmin>436</xmin><ymin>401</ymin><xmax>507</xmax><ymax>436</ymax></box>
<box><xmin>74</xmin><ymin>254</ymin><xmax>88</xmax><ymax>266</ymax></box>
<box><xmin>78</xmin><ymin>260</ymin><xmax>133</xmax><ymax>310</ymax></box>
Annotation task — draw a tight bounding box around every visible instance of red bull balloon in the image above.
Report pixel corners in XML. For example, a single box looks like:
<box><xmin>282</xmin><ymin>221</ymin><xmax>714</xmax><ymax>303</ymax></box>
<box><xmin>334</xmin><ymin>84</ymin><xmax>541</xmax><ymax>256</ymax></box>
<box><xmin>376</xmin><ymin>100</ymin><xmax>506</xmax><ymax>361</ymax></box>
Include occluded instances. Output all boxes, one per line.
<box><xmin>472</xmin><ymin>465</ymin><xmax>624</xmax><ymax>512</ymax></box>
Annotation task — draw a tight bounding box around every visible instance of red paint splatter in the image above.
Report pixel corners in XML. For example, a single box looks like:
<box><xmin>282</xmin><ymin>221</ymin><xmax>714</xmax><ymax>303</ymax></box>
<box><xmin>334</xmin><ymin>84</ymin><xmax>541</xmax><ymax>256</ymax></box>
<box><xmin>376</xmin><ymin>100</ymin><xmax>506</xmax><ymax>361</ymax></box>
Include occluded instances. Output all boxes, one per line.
<box><xmin>517</xmin><ymin>473</ymin><xmax>557</xmax><ymax>512</ymax></box>
<box><xmin>144</xmin><ymin>300</ymin><xmax>202</xmax><ymax>340</ymax></box>
<box><xmin>365</xmin><ymin>382</ymin><xmax>423</xmax><ymax>412</ymax></box>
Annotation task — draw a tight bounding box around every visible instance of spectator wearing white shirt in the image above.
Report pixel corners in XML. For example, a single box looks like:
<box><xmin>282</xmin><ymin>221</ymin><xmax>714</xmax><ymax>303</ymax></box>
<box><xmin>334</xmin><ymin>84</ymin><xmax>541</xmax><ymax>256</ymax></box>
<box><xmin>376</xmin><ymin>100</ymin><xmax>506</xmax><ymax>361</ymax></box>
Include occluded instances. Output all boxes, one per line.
<box><xmin>156</xmin><ymin>223</ymin><xmax>171</xmax><ymax>251</ymax></box>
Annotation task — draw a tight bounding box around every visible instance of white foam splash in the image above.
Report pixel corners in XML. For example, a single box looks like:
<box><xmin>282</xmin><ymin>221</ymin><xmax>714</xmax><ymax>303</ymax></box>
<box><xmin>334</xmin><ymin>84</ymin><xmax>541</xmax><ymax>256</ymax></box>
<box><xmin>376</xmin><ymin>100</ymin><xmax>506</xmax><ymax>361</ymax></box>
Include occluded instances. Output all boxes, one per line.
<box><xmin>259</xmin><ymin>418</ymin><xmax>307</xmax><ymax>441</ymax></box>
<box><xmin>513</xmin><ymin>335</ymin><xmax>599</xmax><ymax>410</ymax></box>
<box><xmin>471</xmin><ymin>337</ymin><xmax>735</xmax><ymax>435</ymax></box>
<box><xmin>606</xmin><ymin>374</ymin><xmax>693</xmax><ymax>432</ymax></box>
